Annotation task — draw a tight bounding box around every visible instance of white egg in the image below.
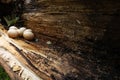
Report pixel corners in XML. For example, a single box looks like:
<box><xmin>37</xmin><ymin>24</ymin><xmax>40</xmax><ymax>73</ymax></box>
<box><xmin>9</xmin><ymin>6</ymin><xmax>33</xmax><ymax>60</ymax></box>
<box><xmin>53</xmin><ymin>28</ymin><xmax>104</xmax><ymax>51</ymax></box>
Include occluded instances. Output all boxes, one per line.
<box><xmin>25</xmin><ymin>29</ymin><xmax>32</xmax><ymax>32</ymax></box>
<box><xmin>18</xmin><ymin>27</ymin><xmax>26</xmax><ymax>36</ymax></box>
<box><xmin>9</xmin><ymin>26</ymin><xmax>18</xmax><ymax>30</ymax></box>
<box><xmin>23</xmin><ymin>30</ymin><xmax>34</xmax><ymax>40</ymax></box>
<box><xmin>7</xmin><ymin>29</ymin><xmax>19</xmax><ymax>38</ymax></box>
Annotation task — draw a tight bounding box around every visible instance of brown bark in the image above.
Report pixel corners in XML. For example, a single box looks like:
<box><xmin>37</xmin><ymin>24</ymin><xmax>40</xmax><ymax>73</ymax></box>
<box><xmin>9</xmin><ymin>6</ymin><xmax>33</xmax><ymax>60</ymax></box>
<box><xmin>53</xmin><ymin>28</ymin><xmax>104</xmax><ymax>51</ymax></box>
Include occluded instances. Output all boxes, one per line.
<box><xmin>0</xmin><ymin>0</ymin><xmax>120</xmax><ymax>80</ymax></box>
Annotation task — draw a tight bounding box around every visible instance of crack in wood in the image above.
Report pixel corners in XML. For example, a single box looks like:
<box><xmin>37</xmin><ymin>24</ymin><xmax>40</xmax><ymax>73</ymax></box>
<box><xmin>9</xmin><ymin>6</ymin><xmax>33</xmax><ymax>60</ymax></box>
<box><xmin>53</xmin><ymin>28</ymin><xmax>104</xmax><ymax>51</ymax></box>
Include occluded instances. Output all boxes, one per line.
<box><xmin>8</xmin><ymin>41</ymin><xmax>52</xmax><ymax>80</ymax></box>
<box><xmin>9</xmin><ymin>42</ymin><xmax>42</xmax><ymax>71</ymax></box>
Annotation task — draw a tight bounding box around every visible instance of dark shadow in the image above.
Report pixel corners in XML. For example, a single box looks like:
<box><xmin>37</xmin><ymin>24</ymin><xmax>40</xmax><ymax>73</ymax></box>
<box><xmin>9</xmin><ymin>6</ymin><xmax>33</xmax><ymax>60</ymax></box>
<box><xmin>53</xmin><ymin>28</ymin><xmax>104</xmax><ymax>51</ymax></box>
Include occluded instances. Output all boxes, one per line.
<box><xmin>0</xmin><ymin>0</ymin><xmax>24</xmax><ymax>27</ymax></box>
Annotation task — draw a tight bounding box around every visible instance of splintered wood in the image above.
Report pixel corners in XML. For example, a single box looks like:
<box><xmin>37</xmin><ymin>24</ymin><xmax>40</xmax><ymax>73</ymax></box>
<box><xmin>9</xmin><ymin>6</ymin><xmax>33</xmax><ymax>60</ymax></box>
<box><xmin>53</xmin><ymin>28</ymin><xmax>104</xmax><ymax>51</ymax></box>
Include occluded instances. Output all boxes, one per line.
<box><xmin>0</xmin><ymin>25</ymin><xmax>79</xmax><ymax>80</ymax></box>
<box><xmin>0</xmin><ymin>25</ymin><xmax>43</xmax><ymax>80</ymax></box>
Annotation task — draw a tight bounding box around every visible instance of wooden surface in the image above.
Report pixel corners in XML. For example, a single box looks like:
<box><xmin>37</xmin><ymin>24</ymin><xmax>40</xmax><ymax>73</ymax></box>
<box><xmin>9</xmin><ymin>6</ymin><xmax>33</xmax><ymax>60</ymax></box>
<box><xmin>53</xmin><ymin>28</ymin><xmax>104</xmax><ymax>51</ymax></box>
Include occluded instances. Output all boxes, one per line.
<box><xmin>0</xmin><ymin>25</ymin><xmax>83</xmax><ymax>80</ymax></box>
<box><xmin>22</xmin><ymin>0</ymin><xmax>120</xmax><ymax>79</ymax></box>
<box><xmin>22</xmin><ymin>0</ymin><xmax>120</xmax><ymax>52</ymax></box>
<box><xmin>0</xmin><ymin>0</ymin><xmax>120</xmax><ymax>80</ymax></box>
<box><xmin>0</xmin><ymin>57</ymin><xmax>23</xmax><ymax>80</ymax></box>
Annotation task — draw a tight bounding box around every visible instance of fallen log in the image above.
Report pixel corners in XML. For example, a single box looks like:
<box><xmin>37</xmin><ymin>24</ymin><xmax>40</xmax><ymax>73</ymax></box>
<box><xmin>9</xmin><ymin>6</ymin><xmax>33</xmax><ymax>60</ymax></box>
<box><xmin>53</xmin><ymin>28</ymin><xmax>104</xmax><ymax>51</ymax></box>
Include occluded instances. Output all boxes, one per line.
<box><xmin>0</xmin><ymin>24</ymin><xmax>83</xmax><ymax>80</ymax></box>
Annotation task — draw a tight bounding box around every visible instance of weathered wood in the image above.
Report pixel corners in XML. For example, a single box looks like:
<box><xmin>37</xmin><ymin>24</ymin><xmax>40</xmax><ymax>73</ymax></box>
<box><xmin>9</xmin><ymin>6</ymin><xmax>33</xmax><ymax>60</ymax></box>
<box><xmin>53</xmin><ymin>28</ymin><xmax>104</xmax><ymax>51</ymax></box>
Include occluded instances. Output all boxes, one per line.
<box><xmin>0</xmin><ymin>25</ymin><xmax>48</xmax><ymax>80</ymax></box>
<box><xmin>0</xmin><ymin>0</ymin><xmax>120</xmax><ymax>80</ymax></box>
<box><xmin>0</xmin><ymin>57</ymin><xmax>23</xmax><ymax>80</ymax></box>
<box><xmin>22</xmin><ymin>0</ymin><xmax>120</xmax><ymax>80</ymax></box>
<box><xmin>0</xmin><ymin>25</ymin><xmax>83</xmax><ymax>80</ymax></box>
<box><xmin>22</xmin><ymin>0</ymin><xmax>120</xmax><ymax>52</ymax></box>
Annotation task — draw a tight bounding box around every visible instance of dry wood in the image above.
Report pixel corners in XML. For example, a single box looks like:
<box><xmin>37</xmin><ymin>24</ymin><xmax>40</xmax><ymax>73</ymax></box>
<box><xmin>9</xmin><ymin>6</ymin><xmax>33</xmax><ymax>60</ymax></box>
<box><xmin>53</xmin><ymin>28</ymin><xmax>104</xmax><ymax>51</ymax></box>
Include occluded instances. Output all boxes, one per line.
<box><xmin>0</xmin><ymin>25</ymin><xmax>48</xmax><ymax>80</ymax></box>
<box><xmin>0</xmin><ymin>24</ymin><xmax>81</xmax><ymax>80</ymax></box>
<box><xmin>0</xmin><ymin>57</ymin><xmax>23</xmax><ymax>80</ymax></box>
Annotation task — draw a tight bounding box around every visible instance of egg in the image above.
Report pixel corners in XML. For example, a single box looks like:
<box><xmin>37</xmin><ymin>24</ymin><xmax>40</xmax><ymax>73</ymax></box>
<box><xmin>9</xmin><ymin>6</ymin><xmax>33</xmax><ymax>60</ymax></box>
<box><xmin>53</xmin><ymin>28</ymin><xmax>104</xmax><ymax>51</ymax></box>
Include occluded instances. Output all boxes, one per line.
<box><xmin>9</xmin><ymin>26</ymin><xmax>18</xmax><ymax>30</ymax></box>
<box><xmin>7</xmin><ymin>29</ymin><xmax>19</xmax><ymax>38</ymax></box>
<box><xmin>17</xmin><ymin>27</ymin><xmax>26</xmax><ymax>36</ymax></box>
<box><xmin>25</xmin><ymin>29</ymin><xmax>32</xmax><ymax>32</ymax></box>
<box><xmin>23</xmin><ymin>30</ymin><xmax>34</xmax><ymax>40</ymax></box>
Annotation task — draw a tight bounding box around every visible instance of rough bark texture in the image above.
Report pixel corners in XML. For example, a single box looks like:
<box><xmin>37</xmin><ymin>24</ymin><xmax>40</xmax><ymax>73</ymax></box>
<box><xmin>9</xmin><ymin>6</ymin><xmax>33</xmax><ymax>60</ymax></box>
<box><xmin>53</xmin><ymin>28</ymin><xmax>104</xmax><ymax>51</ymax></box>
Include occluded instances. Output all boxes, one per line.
<box><xmin>22</xmin><ymin>0</ymin><xmax>120</xmax><ymax>52</ymax></box>
<box><xmin>0</xmin><ymin>0</ymin><xmax>120</xmax><ymax>80</ymax></box>
<box><xmin>22</xmin><ymin>0</ymin><xmax>120</xmax><ymax>79</ymax></box>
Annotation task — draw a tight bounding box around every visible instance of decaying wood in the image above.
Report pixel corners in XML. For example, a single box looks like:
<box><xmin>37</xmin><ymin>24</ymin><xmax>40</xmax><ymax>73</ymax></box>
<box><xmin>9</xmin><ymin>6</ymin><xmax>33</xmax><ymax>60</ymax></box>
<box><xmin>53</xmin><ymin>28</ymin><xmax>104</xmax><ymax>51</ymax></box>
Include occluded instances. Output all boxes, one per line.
<box><xmin>0</xmin><ymin>57</ymin><xmax>23</xmax><ymax>80</ymax></box>
<box><xmin>0</xmin><ymin>0</ymin><xmax>120</xmax><ymax>80</ymax></box>
<box><xmin>0</xmin><ymin>25</ymin><xmax>52</xmax><ymax>80</ymax></box>
<box><xmin>0</xmin><ymin>24</ymin><xmax>83</xmax><ymax>80</ymax></box>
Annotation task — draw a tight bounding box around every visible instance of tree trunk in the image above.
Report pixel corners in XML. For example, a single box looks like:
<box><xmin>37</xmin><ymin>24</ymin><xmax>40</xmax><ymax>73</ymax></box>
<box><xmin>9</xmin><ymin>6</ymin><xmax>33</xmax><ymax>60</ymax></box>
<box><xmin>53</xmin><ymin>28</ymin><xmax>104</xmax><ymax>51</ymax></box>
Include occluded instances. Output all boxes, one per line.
<box><xmin>0</xmin><ymin>0</ymin><xmax>120</xmax><ymax>80</ymax></box>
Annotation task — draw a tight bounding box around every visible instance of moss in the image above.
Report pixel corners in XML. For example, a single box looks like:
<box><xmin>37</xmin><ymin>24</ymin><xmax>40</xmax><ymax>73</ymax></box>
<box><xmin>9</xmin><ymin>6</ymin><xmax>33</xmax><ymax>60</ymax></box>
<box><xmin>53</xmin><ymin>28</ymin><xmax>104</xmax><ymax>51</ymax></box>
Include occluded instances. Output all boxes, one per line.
<box><xmin>0</xmin><ymin>66</ymin><xmax>11</xmax><ymax>80</ymax></box>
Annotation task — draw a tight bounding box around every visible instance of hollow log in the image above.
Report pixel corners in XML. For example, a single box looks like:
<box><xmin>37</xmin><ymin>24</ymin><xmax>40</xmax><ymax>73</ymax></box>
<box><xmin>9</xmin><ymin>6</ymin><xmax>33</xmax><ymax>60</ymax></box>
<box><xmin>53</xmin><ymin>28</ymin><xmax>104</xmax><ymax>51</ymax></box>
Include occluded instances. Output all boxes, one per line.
<box><xmin>0</xmin><ymin>0</ymin><xmax>120</xmax><ymax>80</ymax></box>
